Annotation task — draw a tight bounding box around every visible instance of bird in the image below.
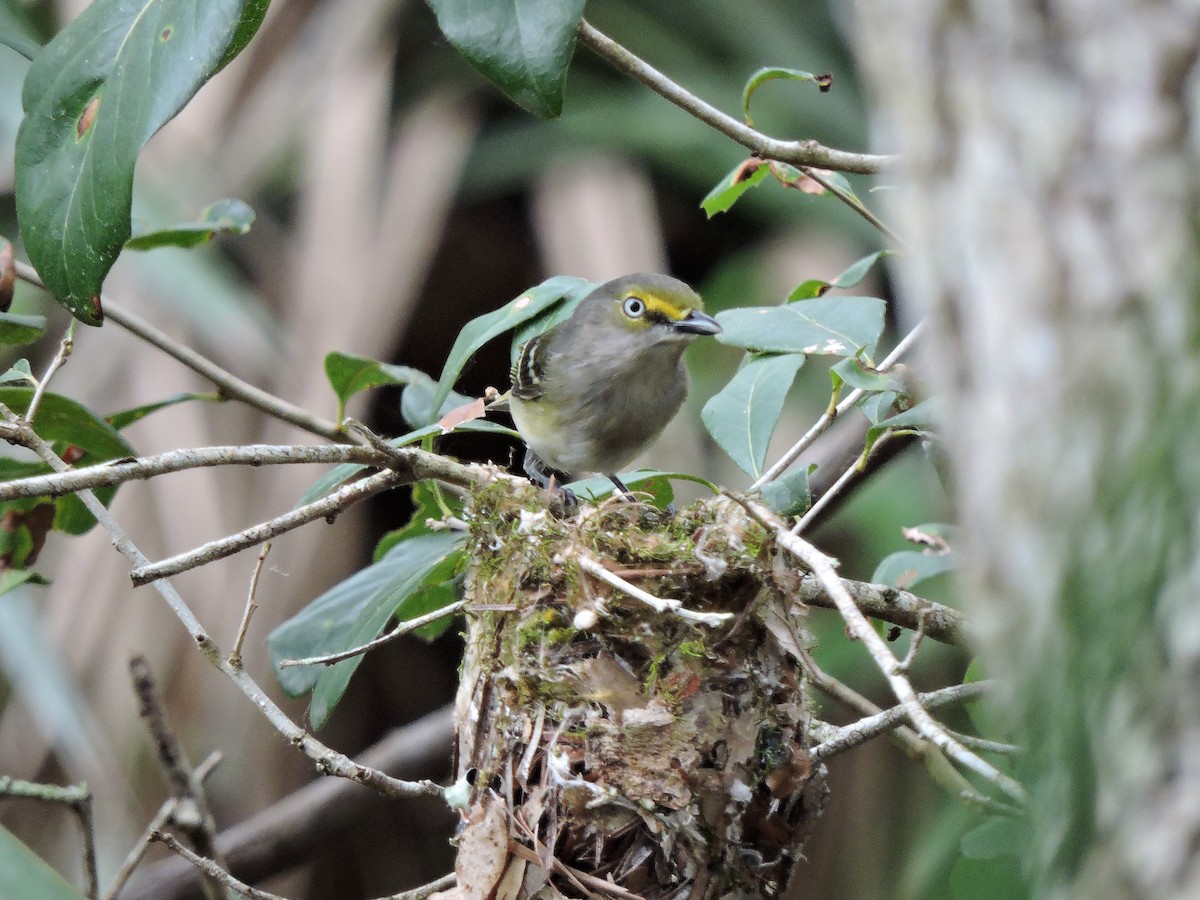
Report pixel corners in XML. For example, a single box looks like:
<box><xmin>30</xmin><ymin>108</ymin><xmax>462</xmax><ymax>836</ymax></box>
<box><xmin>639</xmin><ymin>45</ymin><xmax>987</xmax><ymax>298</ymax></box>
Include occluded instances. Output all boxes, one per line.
<box><xmin>507</xmin><ymin>273</ymin><xmax>721</xmax><ymax>499</ymax></box>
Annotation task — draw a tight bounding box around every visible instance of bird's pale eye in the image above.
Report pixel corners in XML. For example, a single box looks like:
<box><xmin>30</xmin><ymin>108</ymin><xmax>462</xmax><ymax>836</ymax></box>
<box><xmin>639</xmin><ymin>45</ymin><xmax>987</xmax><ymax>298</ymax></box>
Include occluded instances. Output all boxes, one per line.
<box><xmin>622</xmin><ymin>296</ymin><xmax>646</xmax><ymax>318</ymax></box>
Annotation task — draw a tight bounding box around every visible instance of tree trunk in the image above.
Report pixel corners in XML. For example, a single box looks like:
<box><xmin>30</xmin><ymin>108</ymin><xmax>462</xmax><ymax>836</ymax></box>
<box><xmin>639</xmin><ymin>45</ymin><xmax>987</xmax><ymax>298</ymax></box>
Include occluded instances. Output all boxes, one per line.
<box><xmin>853</xmin><ymin>1</ymin><xmax>1200</xmax><ymax>896</ymax></box>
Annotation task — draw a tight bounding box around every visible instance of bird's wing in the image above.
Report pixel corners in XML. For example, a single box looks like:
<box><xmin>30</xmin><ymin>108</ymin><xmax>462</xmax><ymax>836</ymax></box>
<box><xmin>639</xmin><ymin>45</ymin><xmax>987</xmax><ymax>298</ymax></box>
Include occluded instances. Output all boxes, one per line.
<box><xmin>510</xmin><ymin>334</ymin><xmax>547</xmax><ymax>401</ymax></box>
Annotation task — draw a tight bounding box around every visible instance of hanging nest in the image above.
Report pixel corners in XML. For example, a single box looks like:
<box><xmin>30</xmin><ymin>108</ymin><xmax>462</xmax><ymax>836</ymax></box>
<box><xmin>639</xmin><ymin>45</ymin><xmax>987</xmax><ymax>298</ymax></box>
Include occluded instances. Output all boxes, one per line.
<box><xmin>445</xmin><ymin>483</ymin><xmax>828</xmax><ymax>899</ymax></box>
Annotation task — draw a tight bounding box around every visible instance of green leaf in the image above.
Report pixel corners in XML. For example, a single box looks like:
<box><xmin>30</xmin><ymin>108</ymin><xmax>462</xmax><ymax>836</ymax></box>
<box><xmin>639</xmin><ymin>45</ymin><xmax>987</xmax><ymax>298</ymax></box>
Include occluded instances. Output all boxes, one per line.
<box><xmin>702</xmin><ymin>353</ymin><xmax>805</xmax><ymax>479</ymax></box>
<box><xmin>788</xmin><ymin>251</ymin><xmax>890</xmax><ymax>301</ymax></box>
<box><xmin>742</xmin><ymin>67</ymin><xmax>831</xmax><ymax>127</ymax></box>
<box><xmin>216</xmin><ymin>0</ymin><xmax>270</xmax><ymax>71</ymax></box>
<box><xmin>424</xmin><ymin>0</ymin><xmax>586</xmax><ymax>118</ymax></box>
<box><xmin>268</xmin><ymin>531</ymin><xmax>467</xmax><ymax>727</ymax></box>
<box><xmin>0</xmin><ymin>388</ymin><xmax>136</xmax><ymax>534</ymax></box>
<box><xmin>0</xmin><ymin>568</ymin><xmax>50</xmax><ymax>598</ymax></box>
<box><xmin>864</xmin><ymin>398</ymin><xmax>940</xmax><ymax>451</ymax></box>
<box><xmin>760</xmin><ymin>464</ymin><xmax>815</xmax><ymax>517</ymax></box>
<box><xmin>961</xmin><ymin>817</ymin><xmax>1028</xmax><ymax>861</ymax></box>
<box><xmin>0</xmin><ymin>823</ymin><xmax>84</xmax><ymax>900</ymax></box>
<box><xmin>871</xmin><ymin>549</ymin><xmax>956</xmax><ymax>591</ymax></box>
<box><xmin>949</xmin><ymin>857</ymin><xmax>1028</xmax><ymax>900</ymax></box>
<box><xmin>125</xmin><ymin>198</ymin><xmax>255</xmax><ymax>250</ymax></box>
<box><xmin>323</xmin><ymin>354</ymin><xmax>423</xmax><ymax>424</ymax></box>
<box><xmin>510</xmin><ymin>278</ymin><xmax>597</xmax><ymax>363</ymax></box>
<box><xmin>373</xmin><ymin>482</ymin><xmax>451</xmax><ymax>560</ymax></box>
<box><xmin>105</xmin><ymin>392</ymin><xmax>215</xmax><ymax>431</ymax></box>
<box><xmin>15</xmin><ymin>0</ymin><xmax>259</xmax><ymax>324</ymax></box>
<box><xmin>567</xmin><ymin>470</ymin><xmax>677</xmax><ymax>508</ymax></box>
<box><xmin>0</xmin><ymin>313</ymin><xmax>47</xmax><ymax>346</ymax></box>
<box><xmin>716</xmin><ymin>296</ymin><xmax>886</xmax><ymax>359</ymax></box>
<box><xmin>567</xmin><ymin>471</ymin><xmax>718</xmax><ymax>505</ymax></box>
<box><xmin>0</xmin><ymin>359</ymin><xmax>35</xmax><ymax>386</ymax></box>
<box><xmin>700</xmin><ymin>160</ymin><xmax>771</xmax><ymax>218</ymax></box>
<box><xmin>858</xmin><ymin>390</ymin><xmax>900</xmax><ymax>425</ymax></box>
<box><xmin>430</xmin><ymin>275</ymin><xmax>592</xmax><ymax>425</ymax></box>
<box><xmin>830</xmin><ymin>355</ymin><xmax>896</xmax><ymax>393</ymax></box>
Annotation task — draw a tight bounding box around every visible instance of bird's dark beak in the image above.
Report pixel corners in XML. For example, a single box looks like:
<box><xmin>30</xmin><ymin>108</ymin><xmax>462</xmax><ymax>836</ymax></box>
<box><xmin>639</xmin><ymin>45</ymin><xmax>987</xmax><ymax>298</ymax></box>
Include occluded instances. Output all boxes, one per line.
<box><xmin>672</xmin><ymin>309</ymin><xmax>722</xmax><ymax>336</ymax></box>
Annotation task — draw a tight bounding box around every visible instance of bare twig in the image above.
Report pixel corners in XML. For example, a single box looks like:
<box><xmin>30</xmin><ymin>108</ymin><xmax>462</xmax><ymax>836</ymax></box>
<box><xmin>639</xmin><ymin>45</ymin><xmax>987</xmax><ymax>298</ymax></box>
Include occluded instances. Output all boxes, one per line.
<box><xmin>897</xmin><ymin>609</ymin><xmax>929</xmax><ymax>672</ymax></box>
<box><xmin>26</xmin><ymin>321</ymin><xmax>75</xmax><ymax>422</ymax></box>
<box><xmin>576</xmin><ymin>553</ymin><xmax>733</xmax><ymax>626</ymax></box>
<box><xmin>229</xmin><ymin>542</ymin><xmax>272</xmax><ymax>668</ymax></box>
<box><xmin>751</xmin><ymin>321</ymin><xmax>924</xmax><ymax>490</ymax></box>
<box><xmin>797</xmin><ymin>166</ymin><xmax>905</xmax><ymax>246</ymax></box>
<box><xmin>508</xmin><ymin>840</ymin><xmax>643</xmax><ymax>899</ymax></box>
<box><xmin>124</xmin><ymin>708</ymin><xmax>454</xmax><ymax>900</ymax></box>
<box><xmin>104</xmin><ymin>752</ymin><xmax>223</xmax><ymax>900</ymax></box>
<box><xmin>738</xmin><ymin>495</ymin><xmax>1026</xmax><ymax>805</ymax></box>
<box><xmin>0</xmin><ymin>776</ymin><xmax>98</xmax><ymax>898</ymax></box>
<box><xmin>150</xmin><ymin>832</ymin><xmax>288</xmax><ymax>900</ymax></box>
<box><xmin>385</xmin><ymin>873</ymin><xmax>457</xmax><ymax>899</ymax></box>
<box><xmin>129</xmin><ymin>469</ymin><xmax>407</xmax><ymax>586</ymax></box>
<box><xmin>944</xmin><ymin>729</ymin><xmax>1022</xmax><ymax>756</ymax></box>
<box><xmin>278</xmin><ymin>600</ymin><xmax>467</xmax><ymax>668</ymax></box>
<box><xmin>14</xmin><ymin>260</ymin><xmax>345</xmax><ymax>441</ymax></box>
<box><xmin>789</xmin><ymin>572</ymin><xmax>968</xmax><ymax>647</ymax></box>
<box><xmin>129</xmin><ymin>656</ymin><xmax>225</xmax><ymax>900</ymax></box>
<box><xmin>576</xmin><ymin>20</ymin><xmax>892</xmax><ymax>176</ymax></box>
<box><xmin>0</xmin><ymin>442</ymin><xmax>394</xmax><ymax>501</ymax></box>
<box><xmin>0</xmin><ymin>405</ymin><xmax>443</xmax><ymax>804</ymax></box>
<box><xmin>809</xmin><ymin>681</ymin><xmax>990</xmax><ymax>762</ymax></box>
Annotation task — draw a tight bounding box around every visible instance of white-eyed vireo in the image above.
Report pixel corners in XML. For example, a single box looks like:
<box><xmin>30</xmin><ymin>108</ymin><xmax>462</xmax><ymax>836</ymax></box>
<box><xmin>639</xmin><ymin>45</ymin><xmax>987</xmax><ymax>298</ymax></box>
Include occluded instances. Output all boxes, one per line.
<box><xmin>509</xmin><ymin>273</ymin><xmax>721</xmax><ymax>496</ymax></box>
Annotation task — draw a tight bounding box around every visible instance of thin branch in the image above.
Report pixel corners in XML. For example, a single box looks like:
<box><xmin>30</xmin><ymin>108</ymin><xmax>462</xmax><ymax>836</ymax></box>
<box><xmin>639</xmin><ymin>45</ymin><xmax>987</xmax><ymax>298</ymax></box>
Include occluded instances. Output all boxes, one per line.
<box><xmin>384</xmin><ymin>873</ymin><xmax>457</xmax><ymax>900</ymax></box>
<box><xmin>797</xmin><ymin>165</ymin><xmax>905</xmax><ymax>246</ymax></box>
<box><xmin>788</xmin><ymin>572</ymin><xmax>968</xmax><ymax>647</ymax></box>
<box><xmin>129</xmin><ymin>656</ymin><xmax>225</xmax><ymax>900</ymax></box>
<box><xmin>129</xmin><ymin>469</ymin><xmax>408</xmax><ymax>586</ymax></box>
<box><xmin>944</xmin><ymin>729</ymin><xmax>1022</xmax><ymax>756</ymax></box>
<box><xmin>229</xmin><ymin>542</ymin><xmax>272</xmax><ymax>668</ymax></box>
<box><xmin>0</xmin><ymin>776</ymin><xmax>98</xmax><ymax>899</ymax></box>
<box><xmin>27</xmin><ymin>321</ymin><xmax>75</xmax><ymax>422</ymax></box>
<box><xmin>897</xmin><ymin>609</ymin><xmax>929</xmax><ymax>672</ymax></box>
<box><xmin>738</xmin><ymin>495</ymin><xmax>1027</xmax><ymax>805</ymax></box>
<box><xmin>279</xmin><ymin>600</ymin><xmax>467</xmax><ymax>668</ymax></box>
<box><xmin>124</xmin><ymin>708</ymin><xmax>454</xmax><ymax>900</ymax></box>
<box><xmin>791</xmin><ymin>445</ymin><xmax>868</xmax><ymax>534</ymax></box>
<box><xmin>150</xmin><ymin>832</ymin><xmax>288</xmax><ymax>900</ymax></box>
<box><xmin>0</xmin><ymin>405</ymin><xmax>443</xmax><ymax>804</ymax></box>
<box><xmin>0</xmin><ymin>440</ymin><xmax>393</xmax><ymax>501</ymax></box>
<box><xmin>14</xmin><ymin>260</ymin><xmax>345</xmax><ymax>442</ymax></box>
<box><xmin>751</xmin><ymin>321</ymin><xmax>925</xmax><ymax>490</ymax></box>
<box><xmin>576</xmin><ymin>553</ymin><xmax>733</xmax><ymax>627</ymax></box>
<box><xmin>104</xmin><ymin>752</ymin><xmax>223</xmax><ymax>900</ymax></box>
<box><xmin>809</xmin><ymin>681</ymin><xmax>990</xmax><ymax>762</ymax></box>
<box><xmin>576</xmin><ymin>20</ymin><xmax>893</xmax><ymax>176</ymax></box>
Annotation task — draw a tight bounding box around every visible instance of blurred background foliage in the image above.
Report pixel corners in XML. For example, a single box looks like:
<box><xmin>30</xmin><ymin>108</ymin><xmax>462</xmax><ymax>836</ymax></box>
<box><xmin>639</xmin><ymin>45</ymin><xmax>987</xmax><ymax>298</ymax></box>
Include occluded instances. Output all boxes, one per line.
<box><xmin>0</xmin><ymin>0</ymin><xmax>972</xmax><ymax>897</ymax></box>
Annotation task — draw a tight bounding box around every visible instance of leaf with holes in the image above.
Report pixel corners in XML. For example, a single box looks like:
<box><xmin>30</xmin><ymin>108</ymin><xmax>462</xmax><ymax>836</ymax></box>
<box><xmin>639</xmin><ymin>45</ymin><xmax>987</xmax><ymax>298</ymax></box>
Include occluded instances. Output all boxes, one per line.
<box><xmin>701</xmin><ymin>159</ymin><xmax>771</xmax><ymax>218</ymax></box>
<box><xmin>425</xmin><ymin>0</ymin><xmax>586</xmax><ymax>117</ymax></box>
<box><xmin>15</xmin><ymin>0</ymin><xmax>266</xmax><ymax>324</ymax></box>
<box><xmin>702</xmin><ymin>353</ymin><xmax>805</xmax><ymax>479</ymax></box>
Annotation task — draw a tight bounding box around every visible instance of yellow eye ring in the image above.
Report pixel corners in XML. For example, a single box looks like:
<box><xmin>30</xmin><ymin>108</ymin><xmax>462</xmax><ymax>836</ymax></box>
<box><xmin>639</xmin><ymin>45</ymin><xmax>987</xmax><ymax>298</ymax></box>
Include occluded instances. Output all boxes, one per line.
<box><xmin>622</xmin><ymin>296</ymin><xmax>646</xmax><ymax>318</ymax></box>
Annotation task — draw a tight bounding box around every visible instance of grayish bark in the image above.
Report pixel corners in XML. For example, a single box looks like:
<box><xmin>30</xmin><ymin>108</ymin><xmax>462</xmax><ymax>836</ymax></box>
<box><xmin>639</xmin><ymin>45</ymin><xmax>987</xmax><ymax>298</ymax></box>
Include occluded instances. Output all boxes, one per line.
<box><xmin>853</xmin><ymin>1</ymin><xmax>1200</xmax><ymax>896</ymax></box>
